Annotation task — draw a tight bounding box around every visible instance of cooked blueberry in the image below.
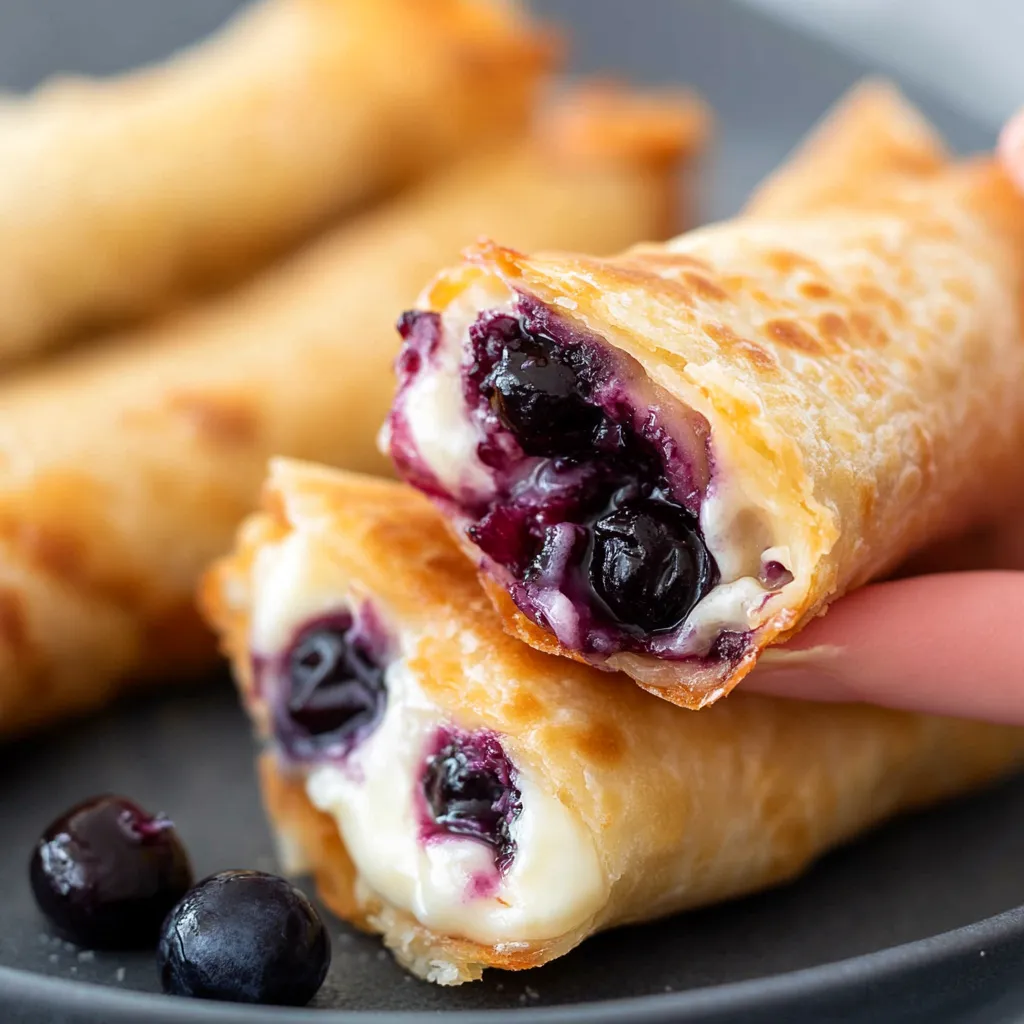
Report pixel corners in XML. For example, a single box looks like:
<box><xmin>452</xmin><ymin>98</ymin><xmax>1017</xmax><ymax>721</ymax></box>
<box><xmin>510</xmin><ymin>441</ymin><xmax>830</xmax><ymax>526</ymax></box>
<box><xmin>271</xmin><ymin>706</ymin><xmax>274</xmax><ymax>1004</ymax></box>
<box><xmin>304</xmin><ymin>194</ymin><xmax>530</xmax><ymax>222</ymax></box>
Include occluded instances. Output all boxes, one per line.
<box><xmin>422</xmin><ymin>731</ymin><xmax>521</xmax><ymax>872</ymax></box>
<box><xmin>30</xmin><ymin>795</ymin><xmax>193</xmax><ymax>949</ymax></box>
<box><xmin>277</xmin><ymin>613</ymin><xmax>387</xmax><ymax>761</ymax></box>
<box><xmin>158</xmin><ymin>870</ymin><xmax>330</xmax><ymax>1006</ymax></box>
<box><xmin>589</xmin><ymin>501</ymin><xmax>712</xmax><ymax>632</ymax></box>
<box><xmin>483</xmin><ymin>326</ymin><xmax>601</xmax><ymax>457</ymax></box>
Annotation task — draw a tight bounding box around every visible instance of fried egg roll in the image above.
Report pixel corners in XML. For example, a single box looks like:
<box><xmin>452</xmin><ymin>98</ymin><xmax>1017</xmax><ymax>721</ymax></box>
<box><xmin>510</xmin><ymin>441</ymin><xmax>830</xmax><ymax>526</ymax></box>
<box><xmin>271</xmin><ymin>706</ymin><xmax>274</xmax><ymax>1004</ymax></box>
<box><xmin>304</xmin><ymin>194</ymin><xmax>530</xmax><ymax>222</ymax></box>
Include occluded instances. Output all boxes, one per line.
<box><xmin>385</xmin><ymin>82</ymin><xmax>1024</xmax><ymax>708</ymax></box>
<box><xmin>0</xmin><ymin>86</ymin><xmax>706</xmax><ymax>735</ymax></box>
<box><xmin>0</xmin><ymin>0</ymin><xmax>551</xmax><ymax>363</ymax></box>
<box><xmin>199</xmin><ymin>459</ymin><xmax>1024</xmax><ymax>984</ymax></box>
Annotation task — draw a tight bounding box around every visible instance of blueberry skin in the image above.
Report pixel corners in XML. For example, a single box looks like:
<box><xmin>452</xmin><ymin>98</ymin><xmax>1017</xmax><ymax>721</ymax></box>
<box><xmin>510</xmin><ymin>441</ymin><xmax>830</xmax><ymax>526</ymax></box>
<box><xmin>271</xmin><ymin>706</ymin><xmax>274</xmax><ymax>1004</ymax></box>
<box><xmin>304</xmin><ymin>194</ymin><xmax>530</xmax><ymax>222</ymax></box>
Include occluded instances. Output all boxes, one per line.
<box><xmin>30</xmin><ymin>795</ymin><xmax>193</xmax><ymax>950</ymax></box>
<box><xmin>590</xmin><ymin>500</ymin><xmax>712</xmax><ymax>633</ymax></box>
<box><xmin>158</xmin><ymin>870</ymin><xmax>331</xmax><ymax>1006</ymax></box>
<box><xmin>271</xmin><ymin>612</ymin><xmax>389</xmax><ymax>764</ymax></box>
<box><xmin>485</xmin><ymin>326</ymin><xmax>601</xmax><ymax>458</ymax></box>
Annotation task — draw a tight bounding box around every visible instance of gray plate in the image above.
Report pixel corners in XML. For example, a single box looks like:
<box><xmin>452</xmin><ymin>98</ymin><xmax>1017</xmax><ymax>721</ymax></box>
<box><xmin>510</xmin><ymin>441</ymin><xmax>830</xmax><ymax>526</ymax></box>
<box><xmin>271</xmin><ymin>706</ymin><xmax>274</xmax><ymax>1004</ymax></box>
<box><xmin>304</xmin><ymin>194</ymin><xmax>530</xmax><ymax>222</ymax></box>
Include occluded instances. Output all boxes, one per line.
<box><xmin>0</xmin><ymin>2</ymin><xmax>1021</xmax><ymax>1023</ymax></box>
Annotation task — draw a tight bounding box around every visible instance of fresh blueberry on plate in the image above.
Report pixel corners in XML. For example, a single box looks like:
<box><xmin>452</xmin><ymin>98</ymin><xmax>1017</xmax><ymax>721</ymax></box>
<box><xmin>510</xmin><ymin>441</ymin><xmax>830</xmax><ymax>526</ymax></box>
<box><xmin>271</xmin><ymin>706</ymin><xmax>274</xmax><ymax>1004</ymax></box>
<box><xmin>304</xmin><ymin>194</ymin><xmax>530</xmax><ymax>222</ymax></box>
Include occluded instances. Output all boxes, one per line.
<box><xmin>30</xmin><ymin>794</ymin><xmax>193</xmax><ymax>949</ymax></box>
<box><xmin>158</xmin><ymin>870</ymin><xmax>331</xmax><ymax>1005</ymax></box>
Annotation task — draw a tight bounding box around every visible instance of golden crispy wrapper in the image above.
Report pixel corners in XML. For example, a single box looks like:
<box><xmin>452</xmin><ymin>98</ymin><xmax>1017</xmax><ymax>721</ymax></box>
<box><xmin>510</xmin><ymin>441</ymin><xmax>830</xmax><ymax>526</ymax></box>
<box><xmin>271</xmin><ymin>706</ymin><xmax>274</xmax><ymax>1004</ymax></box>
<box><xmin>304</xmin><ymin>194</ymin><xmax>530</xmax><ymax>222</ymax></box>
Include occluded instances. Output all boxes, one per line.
<box><xmin>201</xmin><ymin>460</ymin><xmax>1024</xmax><ymax>983</ymax></box>
<box><xmin>396</xmin><ymin>82</ymin><xmax>1024</xmax><ymax>707</ymax></box>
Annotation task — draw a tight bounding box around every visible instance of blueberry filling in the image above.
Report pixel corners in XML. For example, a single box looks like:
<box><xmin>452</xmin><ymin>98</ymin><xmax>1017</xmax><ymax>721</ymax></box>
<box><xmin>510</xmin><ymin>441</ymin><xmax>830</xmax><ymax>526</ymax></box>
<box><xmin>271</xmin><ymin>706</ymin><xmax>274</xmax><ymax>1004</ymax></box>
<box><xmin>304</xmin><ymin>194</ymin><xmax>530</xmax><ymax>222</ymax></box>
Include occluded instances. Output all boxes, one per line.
<box><xmin>271</xmin><ymin>611</ymin><xmax>389</xmax><ymax>763</ymax></box>
<box><xmin>387</xmin><ymin>299</ymin><xmax>758</xmax><ymax>660</ymax></box>
<box><xmin>464</xmin><ymin>304</ymin><xmax>718</xmax><ymax>649</ymax></box>
<box><xmin>421</xmin><ymin>730</ymin><xmax>521</xmax><ymax>874</ymax></box>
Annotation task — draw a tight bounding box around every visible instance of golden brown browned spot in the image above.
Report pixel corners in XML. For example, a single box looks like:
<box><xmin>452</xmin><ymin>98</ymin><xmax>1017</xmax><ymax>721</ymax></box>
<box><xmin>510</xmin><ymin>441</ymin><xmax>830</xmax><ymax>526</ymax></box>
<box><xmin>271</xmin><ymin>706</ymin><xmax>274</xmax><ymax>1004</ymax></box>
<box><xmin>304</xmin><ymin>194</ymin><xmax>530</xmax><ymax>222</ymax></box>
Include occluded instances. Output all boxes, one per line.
<box><xmin>506</xmin><ymin>689</ymin><xmax>545</xmax><ymax>725</ymax></box>
<box><xmin>850</xmin><ymin>311</ymin><xmax>889</xmax><ymax>348</ymax></box>
<box><xmin>0</xmin><ymin>515</ymin><xmax>143</xmax><ymax>609</ymax></box>
<box><xmin>766</xmin><ymin>250</ymin><xmax>824</xmax><ymax>276</ymax></box>
<box><xmin>897</xmin><ymin>266</ymin><xmax>919</xmax><ymax>290</ymax></box>
<box><xmin>720</xmin><ymin>273</ymin><xmax>753</xmax><ymax>293</ymax></box>
<box><xmin>682</xmin><ymin>271</ymin><xmax>729</xmax><ymax>302</ymax></box>
<box><xmin>817</xmin><ymin>312</ymin><xmax>851</xmax><ymax>345</ymax></box>
<box><xmin>703</xmin><ymin>322</ymin><xmax>778</xmax><ymax>372</ymax></box>
<box><xmin>856</xmin><ymin>284</ymin><xmax>906</xmax><ymax>326</ymax></box>
<box><xmin>763</xmin><ymin>318</ymin><xmax>826</xmax><ymax>355</ymax></box>
<box><xmin>859</xmin><ymin>485</ymin><xmax>876</xmax><ymax>527</ymax></box>
<box><xmin>936</xmin><ymin>308</ymin><xmax>958</xmax><ymax>335</ymax></box>
<box><xmin>572</xmin><ymin>721</ymin><xmax>626</xmax><ymax>767</ymax></box>
<box><xmin>7</xmin><ymin>522</ymin><xmax>83</xmax><ymax>587</ymax></box>
<box><xmin>475</xmin><ymin>241</ymin><xmax>528</xmax><ymax>275</ymax></box>
<box><xmin>167</xmin><ymin>391</ymin><xmax>259</xmax><ymax>446</ymax></box>
<box><xmin>751</xmin><ymin>288</ymin><xmax>789</xmax><ymax>314</ymax></box>
<box><xmin>799</xmin><ymin>281</ymin><xmax>833</xmax><ymax>301</ymax></box>
<box><xmin>0</xmin><ymin>588</ymin><xmax>28</xmax><ymax>655</ymax></box>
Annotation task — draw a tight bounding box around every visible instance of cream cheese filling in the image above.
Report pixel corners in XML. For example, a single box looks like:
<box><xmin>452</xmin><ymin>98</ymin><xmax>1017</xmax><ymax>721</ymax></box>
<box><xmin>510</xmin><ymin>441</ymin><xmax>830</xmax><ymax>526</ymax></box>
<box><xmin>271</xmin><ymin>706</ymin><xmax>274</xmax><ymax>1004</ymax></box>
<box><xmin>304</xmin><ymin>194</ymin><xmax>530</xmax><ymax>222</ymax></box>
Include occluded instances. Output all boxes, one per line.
<box><xmin>307</xmin><ymin>660</ymin><xmax>607</xmax><ymax>946</ymax></box>
<box><xmin>250</xmin><ymin>530</ymin><xmax>608</xmax><ymax>947</ymax></box>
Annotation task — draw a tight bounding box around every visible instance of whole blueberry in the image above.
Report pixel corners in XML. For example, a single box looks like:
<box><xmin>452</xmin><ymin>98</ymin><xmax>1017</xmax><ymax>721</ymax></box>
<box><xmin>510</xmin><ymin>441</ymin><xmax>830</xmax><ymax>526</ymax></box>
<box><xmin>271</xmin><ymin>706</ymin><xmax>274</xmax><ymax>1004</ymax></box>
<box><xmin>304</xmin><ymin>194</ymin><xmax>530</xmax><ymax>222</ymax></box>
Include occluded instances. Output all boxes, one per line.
<box><xmin>30</xmin><ymin>795</ymin><xmax>193</xmax><ymax>949</ymax></box>
<box><xmin>589</xmin><ymin>500</ymin><xmax>713</xmax><ymax>632</ymax></box>
<box><xmin>422</xmin><ymin>730</ymin><xmax>521</xmax><ymax>873</ymax></box>
<box><xmin>484</xmin><ymin>327</ymin><xmax>601</xmax><ymax>457</ymax></box>
<box><xmin>158</xmin><ymin>870</ymin><xmax>330</xmax><ymax>1005</ymax></box>
<box><xmin>275</xmin><ymin>614</ymin><xmax>388</xmax><ymax>763</ymax></box>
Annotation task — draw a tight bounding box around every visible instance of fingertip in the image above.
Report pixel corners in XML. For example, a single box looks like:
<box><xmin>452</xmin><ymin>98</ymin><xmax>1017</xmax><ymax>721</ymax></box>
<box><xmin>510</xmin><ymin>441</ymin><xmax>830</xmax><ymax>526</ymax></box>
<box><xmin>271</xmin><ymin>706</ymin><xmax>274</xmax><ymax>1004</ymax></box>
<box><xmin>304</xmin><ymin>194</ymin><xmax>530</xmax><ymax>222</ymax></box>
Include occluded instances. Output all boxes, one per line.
<box><xmin>998</xmin><ymin>109</ymin><xmax>1024</xmax><ymax>192</ymax></box>
<box><xmin>742</xmin><ymin>573</ymin><xmax>1024</xmax><ymax>724</ymax></box>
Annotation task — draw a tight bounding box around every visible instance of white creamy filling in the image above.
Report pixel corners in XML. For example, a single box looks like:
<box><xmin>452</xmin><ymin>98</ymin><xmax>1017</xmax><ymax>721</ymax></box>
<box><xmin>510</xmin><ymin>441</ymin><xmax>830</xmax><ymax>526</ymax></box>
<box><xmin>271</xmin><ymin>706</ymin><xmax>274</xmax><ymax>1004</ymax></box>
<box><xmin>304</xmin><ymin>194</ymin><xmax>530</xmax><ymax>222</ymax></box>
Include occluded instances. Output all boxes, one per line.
<box><xmin>250</xmin><ymin>530</ymin><xmax>356</xmax><ymax>655</ymax></box>
<box><xmin>307</xmin><ymin>661</ymin><xmax>606</xmax><ymax>946</ymax></box>
<box><xmin>403</xmin><ymin>282</ymin><xmax>514</xmax><ymax>500</ymax></box>
<box><xmin>669</xmin><ymin>480</ymin><xmax>789</xmax><ymax>658</ymax></box>
<box><xmin>251</xmin><ymin>532</ymin><xmax>607</xmax><ymax>947</ymax></box>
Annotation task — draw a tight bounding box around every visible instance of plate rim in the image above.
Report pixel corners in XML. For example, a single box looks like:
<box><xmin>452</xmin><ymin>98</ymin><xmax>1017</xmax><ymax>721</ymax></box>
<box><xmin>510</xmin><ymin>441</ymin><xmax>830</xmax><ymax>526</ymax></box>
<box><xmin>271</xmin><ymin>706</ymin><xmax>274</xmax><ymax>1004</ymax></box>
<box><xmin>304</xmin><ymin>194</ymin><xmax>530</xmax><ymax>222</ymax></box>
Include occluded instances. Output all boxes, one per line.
<box><xmin>2</xmin><ymin>903</ymin><xmax>1022</xmax><ymax>1023</ymax></box>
